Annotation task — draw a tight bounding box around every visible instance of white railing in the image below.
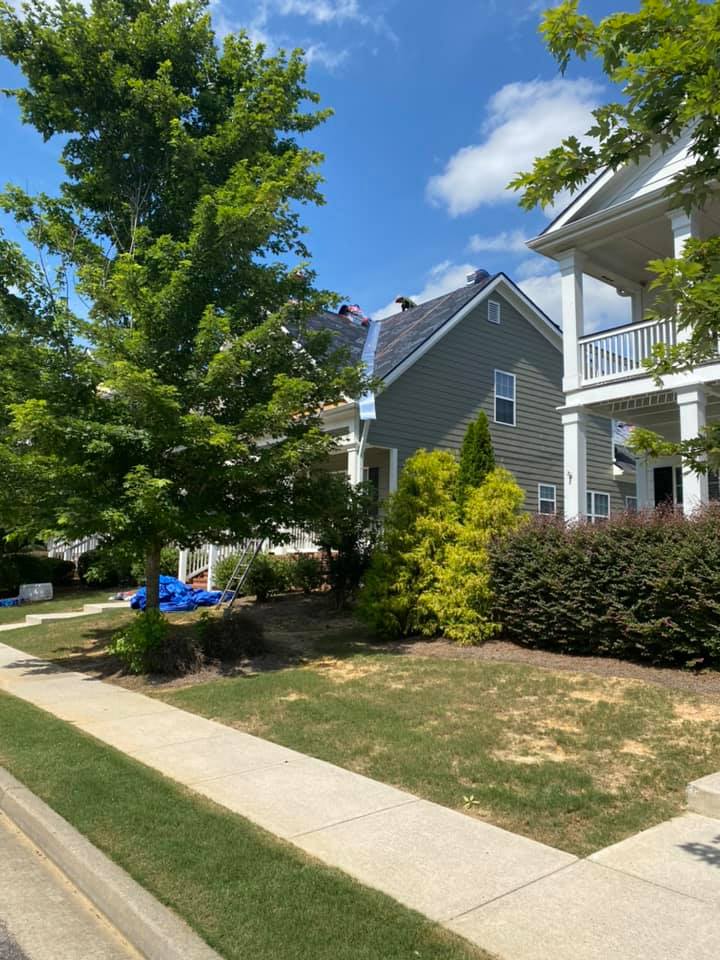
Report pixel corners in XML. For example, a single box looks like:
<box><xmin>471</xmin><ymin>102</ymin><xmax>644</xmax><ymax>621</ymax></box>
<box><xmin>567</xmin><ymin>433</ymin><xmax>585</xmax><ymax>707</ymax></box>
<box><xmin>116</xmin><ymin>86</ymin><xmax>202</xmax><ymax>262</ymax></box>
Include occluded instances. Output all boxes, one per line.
<box><xmin>47</xmin><ymin>535</ymin><xmax>101</xmax><ymax>563</ymax></box>
<box><xmin>579</xmin><ymin>316</ymin><xmax>677</xmax><ymax>386</ymax></box>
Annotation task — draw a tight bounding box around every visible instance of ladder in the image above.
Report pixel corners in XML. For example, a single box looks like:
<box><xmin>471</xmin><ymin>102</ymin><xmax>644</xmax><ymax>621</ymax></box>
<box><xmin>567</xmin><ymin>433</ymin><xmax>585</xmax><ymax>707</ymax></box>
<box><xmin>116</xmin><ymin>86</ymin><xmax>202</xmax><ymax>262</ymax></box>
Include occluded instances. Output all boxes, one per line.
<box><xmin>219</xmin><ymin>538</ymin><xmax>266</xmax><ymax>614</ymax></box>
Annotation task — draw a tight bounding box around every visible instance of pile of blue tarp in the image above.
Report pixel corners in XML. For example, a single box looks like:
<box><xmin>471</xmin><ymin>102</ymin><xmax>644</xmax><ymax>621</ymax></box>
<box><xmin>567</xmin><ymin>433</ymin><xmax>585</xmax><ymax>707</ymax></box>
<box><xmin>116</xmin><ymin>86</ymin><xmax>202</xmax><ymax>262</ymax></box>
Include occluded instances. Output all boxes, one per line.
<box><xmin>130</xmin><ymin>575</ymin><xmax>223</xmax><ymax>613</ymax></box>
<box><xmin>0</xmin><ymin>597</ymin><xmax>19</xmax><ymax>608</ymax></box>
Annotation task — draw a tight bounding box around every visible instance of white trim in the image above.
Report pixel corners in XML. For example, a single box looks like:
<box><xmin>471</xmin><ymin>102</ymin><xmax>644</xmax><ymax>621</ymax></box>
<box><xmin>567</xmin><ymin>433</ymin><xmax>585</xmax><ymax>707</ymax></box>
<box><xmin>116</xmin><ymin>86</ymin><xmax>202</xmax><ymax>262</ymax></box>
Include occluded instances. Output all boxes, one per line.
<box><xmin>382</xmin><ymin>274</ymin><xmax>561</xmax><ymax>389</ymax></box>
<box><xmin>388</xmin><ymin>448</ymin><xmax>399</xmax><ymax>494</ymax></box>
<box><xmin>537</xmin><ymin>482</ymin><xmax>557</xmax><ymax>515</ymax></box>
<box><xmin>494</xmin><ymin>369</ymin><xmax>516</xmax><ymax>426</ymax></box>
<box><xmin>487</xmin><ymin>299</ymin><xmax>501</xmax><ymax>324</ymax></box>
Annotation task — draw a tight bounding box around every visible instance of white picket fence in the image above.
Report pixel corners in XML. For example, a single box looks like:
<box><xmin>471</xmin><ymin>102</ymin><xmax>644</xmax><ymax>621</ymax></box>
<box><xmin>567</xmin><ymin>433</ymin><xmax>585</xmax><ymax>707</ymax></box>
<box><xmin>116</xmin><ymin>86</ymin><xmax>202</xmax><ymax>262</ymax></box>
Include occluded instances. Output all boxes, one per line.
<box><xmin>46</xmin><ymin>536</ymin><xmax>101</xmax><ymax>563</ymax></box>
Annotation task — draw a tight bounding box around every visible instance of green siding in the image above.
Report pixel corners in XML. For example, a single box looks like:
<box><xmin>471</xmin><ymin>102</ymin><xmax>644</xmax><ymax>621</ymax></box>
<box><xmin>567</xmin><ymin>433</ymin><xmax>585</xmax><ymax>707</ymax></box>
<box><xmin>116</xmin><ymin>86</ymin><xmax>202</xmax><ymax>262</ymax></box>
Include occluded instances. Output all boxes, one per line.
<box><xmin>368</xmin><ymin>291</ymin><xmax>633</xmax><ymax>514</ymax></box>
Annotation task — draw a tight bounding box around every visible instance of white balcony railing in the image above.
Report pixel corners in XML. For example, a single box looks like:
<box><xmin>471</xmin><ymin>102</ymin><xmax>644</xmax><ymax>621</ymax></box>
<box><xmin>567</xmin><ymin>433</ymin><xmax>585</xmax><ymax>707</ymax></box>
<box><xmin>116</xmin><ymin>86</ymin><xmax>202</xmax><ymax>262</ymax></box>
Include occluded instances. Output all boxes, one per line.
<box><xmin>579</xmin><ymin>316</ymin><xmax>677</xmax><ymax>386</ymax></box>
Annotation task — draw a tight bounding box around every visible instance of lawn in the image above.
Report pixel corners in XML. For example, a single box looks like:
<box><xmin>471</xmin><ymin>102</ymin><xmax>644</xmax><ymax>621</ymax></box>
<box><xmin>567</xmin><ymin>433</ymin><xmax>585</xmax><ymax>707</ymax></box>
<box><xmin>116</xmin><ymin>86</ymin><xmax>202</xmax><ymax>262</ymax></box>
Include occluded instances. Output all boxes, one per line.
<box><xmin>162</xmin><ymin>644</ymin><xmax>720</xmax><ymax>857</ymax></box>
<box><xmin>0</xmin><ymin>691</ymin><xmax>486</xmax><ymax>960</ymax></box>
<box><xmin>6</xmin><ymin>594</ymin><xmax>720</xmax><ymax>857</ymax></box>
<box><xmin>0</xmin><ymin>588</ymin><xmax>125</xmax><ymax>625</ymax></box>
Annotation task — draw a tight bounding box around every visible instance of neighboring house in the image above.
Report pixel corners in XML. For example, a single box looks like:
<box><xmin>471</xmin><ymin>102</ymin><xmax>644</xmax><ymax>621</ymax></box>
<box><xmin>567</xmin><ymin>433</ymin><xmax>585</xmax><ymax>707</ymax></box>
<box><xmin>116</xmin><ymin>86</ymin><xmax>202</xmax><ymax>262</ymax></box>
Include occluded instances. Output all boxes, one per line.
<box><xmin>306</xmin><ymin>269</ymin><xmax>633</xmax><ymax>519</ymax></box>
<box><xmin>528</xmin><ymin>130</ymin><xmax>720</xmax><ymax>519</ymax></box>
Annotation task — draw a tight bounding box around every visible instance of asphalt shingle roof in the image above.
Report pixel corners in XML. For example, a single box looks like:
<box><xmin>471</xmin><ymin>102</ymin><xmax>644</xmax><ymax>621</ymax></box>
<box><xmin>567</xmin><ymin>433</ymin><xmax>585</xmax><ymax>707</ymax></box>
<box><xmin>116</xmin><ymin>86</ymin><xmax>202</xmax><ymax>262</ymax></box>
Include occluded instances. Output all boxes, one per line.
<box><xmin>305</xmin><ymin>310</ymin><xmax>369</xmax><ymax>366</ymax></box>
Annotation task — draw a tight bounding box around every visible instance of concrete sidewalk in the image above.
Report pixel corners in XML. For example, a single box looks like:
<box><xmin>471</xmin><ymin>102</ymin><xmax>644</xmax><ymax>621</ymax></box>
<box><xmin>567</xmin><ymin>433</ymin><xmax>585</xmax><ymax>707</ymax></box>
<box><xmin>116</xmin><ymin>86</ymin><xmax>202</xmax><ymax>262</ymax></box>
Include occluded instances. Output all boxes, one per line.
<box><xmin>2</xmin><ymin>638</ymin><xmax>720</xmax><ymax>960</ymax></box>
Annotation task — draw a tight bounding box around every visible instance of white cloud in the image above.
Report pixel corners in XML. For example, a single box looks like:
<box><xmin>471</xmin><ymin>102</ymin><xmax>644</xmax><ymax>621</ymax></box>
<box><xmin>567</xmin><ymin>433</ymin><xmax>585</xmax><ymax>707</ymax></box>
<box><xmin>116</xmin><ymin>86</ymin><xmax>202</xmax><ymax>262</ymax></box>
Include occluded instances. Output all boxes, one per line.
<box><xmin>427</xmin><ymin>77</ymin><xmax>601</xmax><ymax>217</ymax></box>
<box><xmin>468</xmin><ymin>229</ymin><xmax>529</xmax><ymax>254</ymax></box>
<box><xmin>518</xmin><ymin>266</ymin><xmax>632</xmax><ymax>332</ymax></box>
<box><xmin>373</xmin><ymin>261</ymin><xmax>477</xmax><ymax>319</ymax></box>
<box><xmin>304</xmin><ymin>42</ymin><xmax>350</xmax><ymax>69</ymax></box>
<box><xmin>273</xmin><ymin>0</ymin><xmax>369</xmax><ymax>25</ymax></box>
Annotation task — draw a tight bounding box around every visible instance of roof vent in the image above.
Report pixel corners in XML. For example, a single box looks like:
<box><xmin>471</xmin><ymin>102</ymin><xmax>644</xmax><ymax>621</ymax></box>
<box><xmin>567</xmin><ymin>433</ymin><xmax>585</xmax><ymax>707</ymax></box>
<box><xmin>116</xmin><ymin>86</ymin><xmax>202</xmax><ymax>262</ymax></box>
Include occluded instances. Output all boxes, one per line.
<box><xmin>467</xmin><ymin>268</ymin><xmax>490</xmax><ymax>285</ymax></box>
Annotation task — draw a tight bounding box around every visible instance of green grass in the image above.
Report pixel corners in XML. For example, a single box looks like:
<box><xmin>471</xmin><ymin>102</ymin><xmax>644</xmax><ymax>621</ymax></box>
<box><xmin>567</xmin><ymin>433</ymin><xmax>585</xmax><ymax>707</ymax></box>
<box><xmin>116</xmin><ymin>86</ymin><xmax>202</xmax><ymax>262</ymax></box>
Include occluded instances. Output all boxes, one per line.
<box><xmin>0</xmin><ymin>691</ymin><xmax>486</xmax><ymax>960</ymax></box>
<box><xmin>162</xmin><ymin>651</ymin><xmax>720</xmax><ymax>856</ymax></box>
<box><xmin>0</xmin><ymin>588</ymin><xmax>122</xmax><ymax>624</ymax></box>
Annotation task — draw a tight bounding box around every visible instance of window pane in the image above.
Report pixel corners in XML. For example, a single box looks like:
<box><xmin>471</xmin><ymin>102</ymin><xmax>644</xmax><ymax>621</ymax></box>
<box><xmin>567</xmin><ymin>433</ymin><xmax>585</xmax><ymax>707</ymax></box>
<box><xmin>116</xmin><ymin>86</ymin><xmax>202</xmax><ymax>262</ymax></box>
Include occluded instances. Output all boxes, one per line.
<box><xmin>495</xmin><ymin>371</ymin><xmax>514</xmax><ymax>398</ymax></box>
<box><xmin>539</xmin><ymin>500</ymin><xmax>554</xmax><ymax>514</ymax></box>
<box><xmin>539</xmin><ymin>485</ymin><xmax>555</xmax><ymax>501</ymax></box>
<box><xmin>595</xmin><ymin>493</ymin><xmax>610</xmax><ymax>517</ymax></box>
<box><xmin>625</xmin><ymin>496</ymin><xmax>638</xmax><ymax>512</ymax></box>
<box><xmin>710</xmin><ymin>470</ymin><xmax>720</xmax><ymax>502</ymax></box>
<box><xmin>495</xmin><ymin>397</ymin><xmax>514</xmax><ymax>424</ymax></box>
<box><xmin>586</xmin><ymin>492</ymin><xmax>592</xmax><ymax>514</ymax></box>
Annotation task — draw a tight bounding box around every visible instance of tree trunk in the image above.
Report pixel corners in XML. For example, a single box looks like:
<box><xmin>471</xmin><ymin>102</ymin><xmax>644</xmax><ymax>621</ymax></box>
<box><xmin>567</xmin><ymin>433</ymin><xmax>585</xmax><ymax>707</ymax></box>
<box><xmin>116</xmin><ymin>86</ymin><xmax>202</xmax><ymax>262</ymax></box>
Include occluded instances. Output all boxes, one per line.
<box><xmin>145</xmin><ymin>543</ymin><xmax>162</xmax><ymax>612</ymax></box>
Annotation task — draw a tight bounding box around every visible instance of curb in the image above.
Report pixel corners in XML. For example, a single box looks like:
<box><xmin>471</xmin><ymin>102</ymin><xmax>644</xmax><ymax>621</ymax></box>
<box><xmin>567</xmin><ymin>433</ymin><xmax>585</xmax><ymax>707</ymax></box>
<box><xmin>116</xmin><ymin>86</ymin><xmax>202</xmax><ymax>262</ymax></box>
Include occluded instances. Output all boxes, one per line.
<box><xmin>0</xmin><ymin>767</ymin><xmax>222</xmax><ymax>960</ymax></box>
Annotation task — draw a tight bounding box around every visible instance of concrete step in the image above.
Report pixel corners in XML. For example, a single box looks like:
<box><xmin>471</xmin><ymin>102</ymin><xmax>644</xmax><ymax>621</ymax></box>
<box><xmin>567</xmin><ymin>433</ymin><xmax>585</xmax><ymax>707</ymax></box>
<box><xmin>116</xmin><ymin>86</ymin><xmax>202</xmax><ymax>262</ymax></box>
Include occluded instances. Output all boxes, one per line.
<box><xmin>687</xmin><ymin>772</ymin><xmax>720</xmax><ymax>819</ymax></box>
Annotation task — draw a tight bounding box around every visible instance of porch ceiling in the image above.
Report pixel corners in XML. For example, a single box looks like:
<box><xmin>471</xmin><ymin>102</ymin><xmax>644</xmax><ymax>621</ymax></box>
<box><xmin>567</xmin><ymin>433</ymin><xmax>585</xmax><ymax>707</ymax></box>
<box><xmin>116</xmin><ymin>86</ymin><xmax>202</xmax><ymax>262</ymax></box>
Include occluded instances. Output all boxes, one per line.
<box><xmin>587</xmin><ymin>386</ymin><xmax>720</xmax><ymax>443</ymax></box>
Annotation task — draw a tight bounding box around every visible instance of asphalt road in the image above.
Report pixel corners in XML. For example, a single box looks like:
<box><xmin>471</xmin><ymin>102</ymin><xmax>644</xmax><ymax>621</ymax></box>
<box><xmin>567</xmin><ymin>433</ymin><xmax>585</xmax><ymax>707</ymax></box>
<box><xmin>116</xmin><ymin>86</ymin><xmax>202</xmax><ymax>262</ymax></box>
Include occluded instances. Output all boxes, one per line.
<box><xmin>0</xmin><ymin>921</ymin><xmax>29</xmax><ymax>960</ymax></box>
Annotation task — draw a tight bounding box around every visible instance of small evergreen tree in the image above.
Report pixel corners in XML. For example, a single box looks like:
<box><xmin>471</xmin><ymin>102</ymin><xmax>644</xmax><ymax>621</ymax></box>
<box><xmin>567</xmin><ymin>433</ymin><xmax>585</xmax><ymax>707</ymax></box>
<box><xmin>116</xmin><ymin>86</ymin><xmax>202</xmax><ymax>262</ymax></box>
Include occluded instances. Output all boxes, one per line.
<box><xmin>457</xmin><ymin>411</ymin><xmax>495</xmax><ymax>501</ymax></box>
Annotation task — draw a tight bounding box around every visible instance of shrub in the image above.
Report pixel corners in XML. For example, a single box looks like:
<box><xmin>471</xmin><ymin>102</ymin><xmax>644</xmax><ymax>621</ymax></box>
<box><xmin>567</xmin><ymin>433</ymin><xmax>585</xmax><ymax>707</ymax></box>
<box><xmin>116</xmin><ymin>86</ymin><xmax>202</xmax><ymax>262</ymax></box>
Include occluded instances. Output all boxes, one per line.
<box><xmin>314</xmin><ymin>476</ymin><xmax>378</xmax><ymax>608</ymax></box>
<box><xmin>196</xmin><ymin>610</ymin><xmax>266</xmax><ymax>661</ymax></box>
<box><xmin>423</xmin><ymin>467</ymin><xmax>525</xmax><ymax>645</ymax></box>
<box><xmin>78</xmin><ymin>547</ymin><xmax>133</xmax><ymax>587</ymax></box>
<box><xmin>110</xmin><ymin>610</ymin><xmax>170</xmax><ymax>674</ymax></box>
<box><xmin>490</xmin><ymin>506</ymin><xmax>720</xmax><ymax>667</ymax></box>
<box><xmin>357</xmin><ymin>450</ymin><xmax>460</xmax><ymax>639</ymax></box>
<box><xmin>246</xmin><ymin>553</ymin><xmax>291</xmax><ymax>602</ymax></box>
<box><xmin>212</xmin><ymin>551</ymin><xmax>241</xmax><ymax>593</ymax></box>
<box><xmin>130</xmin><ymin>546</ymin><xmax>179</xmax><ymax>583</ymax></box>
<box><xmin>457</xmin><ymin>410</ymin><xmax>495</xmax><ymax>503</ymax></box>
<box><xmin>289</xmin><ymin>555</ymin><xmax>324</xmax><ymax>595</ymax></box>
<box><xmin>0</xmin><ymin>554</ymin><xmax>76</xmax><ymax>594</ymax></box>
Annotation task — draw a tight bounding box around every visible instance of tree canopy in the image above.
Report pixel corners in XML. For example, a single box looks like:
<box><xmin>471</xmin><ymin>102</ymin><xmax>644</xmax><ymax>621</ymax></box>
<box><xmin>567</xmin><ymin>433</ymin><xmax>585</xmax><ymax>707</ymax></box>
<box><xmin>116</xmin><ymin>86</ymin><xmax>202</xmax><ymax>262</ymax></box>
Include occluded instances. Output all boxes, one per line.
<box><xmin>0</xmin><ymin>0</ymin><xmax>365</xmax><ymax>606</ymax></box>
<box><xmin>511</xmin><ymin>0</ymin><xmax>720</xmax><ymax>470</ymax></box>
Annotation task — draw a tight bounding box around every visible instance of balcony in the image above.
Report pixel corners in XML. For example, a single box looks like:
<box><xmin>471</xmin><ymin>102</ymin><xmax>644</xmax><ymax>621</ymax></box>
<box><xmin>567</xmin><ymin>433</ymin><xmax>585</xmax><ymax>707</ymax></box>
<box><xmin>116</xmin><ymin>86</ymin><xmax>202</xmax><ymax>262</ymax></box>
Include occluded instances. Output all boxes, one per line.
<box><xmin>578</xmin><ymin>317</ymin><xmax>677</xmax><ymax>387</ymax></box>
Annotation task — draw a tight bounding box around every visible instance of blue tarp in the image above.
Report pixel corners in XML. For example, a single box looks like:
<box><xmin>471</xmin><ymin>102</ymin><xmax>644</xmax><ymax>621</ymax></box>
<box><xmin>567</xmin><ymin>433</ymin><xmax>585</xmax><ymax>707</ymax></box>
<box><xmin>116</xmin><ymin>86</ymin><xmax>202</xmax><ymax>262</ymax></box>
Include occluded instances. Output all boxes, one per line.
<box><xmin>130</xmin><ymin>575</ymin><xmax>223</xmax><ymax>613</ymax></box>
<box><xmin>0</xmin><ymin>597</ymin><xmax>19</xmax><ymax>607</ymax></box>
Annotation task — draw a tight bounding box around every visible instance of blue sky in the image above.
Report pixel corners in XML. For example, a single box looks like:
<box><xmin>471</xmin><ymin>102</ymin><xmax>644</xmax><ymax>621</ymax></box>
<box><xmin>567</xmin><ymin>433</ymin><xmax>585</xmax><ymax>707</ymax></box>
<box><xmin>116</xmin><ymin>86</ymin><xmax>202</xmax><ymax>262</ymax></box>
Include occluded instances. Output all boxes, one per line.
<box><xmin>0</xmin><ymin>0</ymin><xmax>636</xmax><ymax>329</ymax></box>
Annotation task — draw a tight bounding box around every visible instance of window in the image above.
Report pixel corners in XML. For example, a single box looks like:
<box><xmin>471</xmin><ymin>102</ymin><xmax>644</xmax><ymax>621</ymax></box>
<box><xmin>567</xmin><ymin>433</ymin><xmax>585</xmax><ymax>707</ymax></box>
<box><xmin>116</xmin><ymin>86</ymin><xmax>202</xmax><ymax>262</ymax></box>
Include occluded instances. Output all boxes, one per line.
<box><xmin>586</xmin><ymin>490</ymin><xmax>610</xmax><ymax>523</ymax></box>
<box><xmin>538</xmin><ymin>483</ymin><xmax>556</xmax><ymax>515</ymax></box>
<box><xmin>488</xmin><ymin>300</ymin><xmax>501</xmax><ymax>324</ymax></box>
<box><xmin>709</xmin><ymin>470</ymin><xmax>720</xmax><ymax>502</ymax></box>
<box><xmin>625</xmin><ymin>496</ymin><xmax>638</xmax><ymax>513</ymax></box>
<box><xmin>494</xmin><ymin>370</ymin><xmax>516</xmax><ymax>426</ymax></box>
<box><xmin>363</xmin><ymin>465</ymin><xmax>380</xmax><ymax>500</ymax></box>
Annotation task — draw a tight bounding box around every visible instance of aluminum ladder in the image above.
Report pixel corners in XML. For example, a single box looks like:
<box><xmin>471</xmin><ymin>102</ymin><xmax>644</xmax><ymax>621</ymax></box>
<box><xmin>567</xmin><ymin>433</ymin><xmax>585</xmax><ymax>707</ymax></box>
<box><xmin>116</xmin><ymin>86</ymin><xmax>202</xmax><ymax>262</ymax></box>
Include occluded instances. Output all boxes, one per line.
<box><xmin>219</xmin><ymin>538</ymin><xmax>266</xmax><ymax>614</ymax></box>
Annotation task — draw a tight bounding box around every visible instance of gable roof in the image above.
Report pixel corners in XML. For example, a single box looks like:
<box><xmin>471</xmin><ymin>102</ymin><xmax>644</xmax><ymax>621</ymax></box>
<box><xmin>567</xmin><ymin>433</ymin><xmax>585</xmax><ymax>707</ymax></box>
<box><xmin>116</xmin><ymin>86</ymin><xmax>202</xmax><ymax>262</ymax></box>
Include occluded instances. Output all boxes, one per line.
<box><xmin>311</xmin><ymin>272</ymin><xmax>561</xmax><ymax>407</ymax></box>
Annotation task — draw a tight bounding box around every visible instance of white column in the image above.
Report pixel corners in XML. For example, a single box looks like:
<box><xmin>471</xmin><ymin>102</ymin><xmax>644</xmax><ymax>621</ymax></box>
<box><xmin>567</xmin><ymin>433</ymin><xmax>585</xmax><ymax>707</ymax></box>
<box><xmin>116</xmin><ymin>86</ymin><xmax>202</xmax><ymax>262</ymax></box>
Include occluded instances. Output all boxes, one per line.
<box><xmin>677</xmin><ymin>386</ymin><xmax>708</xmax><ymax>513</ymax></box>
<box><xmin>635</xmin><ymin>458</ymin><xmax>651</xmax><ymax>509</ymax></box>
<box><xmin>558</xmin><ymin>251</ymin><xmax>585</xmax><ymax>392</ymax></box>
<box><xmin>177</xmin><ymin>548</ymin><xmax>188</xmax><ymax>583</ymax></box>
<box><xmin>206</xmin><ymin>544</ymin><xmax>218</xmax><ymax>590</ymax></box>
<box><xmin>562</xmin><ymin>408</ymin><xmax>587</xmax><ymax>521</ymax></box>
<box><xmin>388</xmin><ymin>448</ymin><xmax>399</xmax><ymax>494</ymax></box>
<box><xmin>669</xmin><ymin>209</ymin><xmax>699</xmax><ymax>346</ymax></box>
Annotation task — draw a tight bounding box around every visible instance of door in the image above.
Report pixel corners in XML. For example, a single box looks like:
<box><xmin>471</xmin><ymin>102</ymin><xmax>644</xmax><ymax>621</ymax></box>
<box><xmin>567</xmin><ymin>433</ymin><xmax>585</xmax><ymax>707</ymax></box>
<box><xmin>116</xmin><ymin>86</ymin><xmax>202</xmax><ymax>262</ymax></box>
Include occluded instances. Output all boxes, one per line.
<box><xmin>653</xmin><ymin>466</ymin><xmax>674</xmax><ymax>506</ymax></box>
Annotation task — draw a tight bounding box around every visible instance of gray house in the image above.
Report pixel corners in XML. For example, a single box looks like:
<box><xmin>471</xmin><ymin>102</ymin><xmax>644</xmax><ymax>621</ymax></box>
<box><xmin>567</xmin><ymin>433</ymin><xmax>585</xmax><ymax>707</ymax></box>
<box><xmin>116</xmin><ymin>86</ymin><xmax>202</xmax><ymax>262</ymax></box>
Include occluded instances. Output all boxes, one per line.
<box><xmin>313</xmin><ymin>270</ymin><xmax>635</xmax><ymax>518</ymax></box>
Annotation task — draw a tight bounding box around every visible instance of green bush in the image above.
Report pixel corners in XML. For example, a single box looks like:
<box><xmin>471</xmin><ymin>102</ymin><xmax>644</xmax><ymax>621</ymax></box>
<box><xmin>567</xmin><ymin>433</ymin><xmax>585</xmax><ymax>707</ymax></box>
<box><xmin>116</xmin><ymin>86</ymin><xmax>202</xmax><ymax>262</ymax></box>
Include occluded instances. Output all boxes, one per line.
<box><xmin>246</xmin><ymin>553</ymin><xmax>291</xmax><ymax>602</ymax></box>
<box><xmin>288</xmin><ymin>555</ymin><xmax>324</xmax><ymax>595</ymax></box>
<box><xmin>0</xmin><ymin>554</ymin><xmax>76</xmax><ymax>594</ymax></box>
<box><xmin>357</xmin><ymin>450</ymin><xmax>460</xmax><ymax>639</ymax></box>
<box><xmin>110</xmin><ymin>610</ymin><xmax>170</xmax><ymax>674</ymax></box>
<box><xmin>490</xmin><ymin>506</ymin><xmax>720</xmax><ymax>667</ymax></box>
<box><xmin>196</xmin><ymin>609</ymin><xmax>266</xmax><ymax>661</ymax></box>
<box><xmin>130</xmin><ymin>546</ymin><xmax>179</xmax><ymax>583</ymax></box>
<box><xmin>213</xmin><ymin>551</ymin><xmax>241</xmax><ymax>593</ymax></box>
<box><xmin>78</xmin><ymin>548</ymin><xmax>133</xmax><ymax>587</ymax></box>
<box><xmin>314</xmin><ymin>477</ymin><xmax>378</xmax><ymax>609</ymax></box>
<box><xmin>457</xmin><ymin>410</ymin><xmax>495</xmax><ymax>503</ymax></box>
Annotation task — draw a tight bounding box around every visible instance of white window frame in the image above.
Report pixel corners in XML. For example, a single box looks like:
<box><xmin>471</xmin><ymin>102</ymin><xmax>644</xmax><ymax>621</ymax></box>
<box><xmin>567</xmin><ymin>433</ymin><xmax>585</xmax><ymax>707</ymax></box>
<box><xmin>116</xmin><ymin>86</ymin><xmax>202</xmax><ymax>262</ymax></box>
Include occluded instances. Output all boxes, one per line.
<box><xmin>488</xmin><ymin>300</ymin><xmax>501</xmax><ymax>324</ymax></box>
<box><xmin>537</xmin><ymin>483</ymin><xmax>557</xmax><ymax>515</ymax></box>
<box><xmin>587</xmin><ymin>490</ymin><xmax>610</xmax><ymax>523</ymax></box>
<box><xmin>494</xmin><ymin>369</ymin><xmax>516</xmax><ymax>426</ymax></box>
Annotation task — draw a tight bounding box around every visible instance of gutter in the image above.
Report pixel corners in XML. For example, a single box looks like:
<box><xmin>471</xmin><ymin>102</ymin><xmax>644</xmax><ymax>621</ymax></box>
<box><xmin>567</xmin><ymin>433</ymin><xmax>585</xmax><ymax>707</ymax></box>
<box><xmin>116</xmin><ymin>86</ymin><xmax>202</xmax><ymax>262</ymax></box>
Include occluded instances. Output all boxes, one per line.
<box><xmin>358</xmin><ymin>318</ymin><xmax>381</xmax><ymax>422</ymax></box>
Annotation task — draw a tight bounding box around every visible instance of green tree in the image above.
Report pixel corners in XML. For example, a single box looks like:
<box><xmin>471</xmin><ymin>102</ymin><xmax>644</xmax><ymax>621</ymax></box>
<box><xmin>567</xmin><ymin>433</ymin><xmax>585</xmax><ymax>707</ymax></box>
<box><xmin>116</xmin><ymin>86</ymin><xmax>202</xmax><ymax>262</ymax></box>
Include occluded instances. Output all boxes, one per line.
<box><xmin>510</xmin><ymin>0</ymin><xmax>720</xmax><ymax>470</ymax></box>
<box><xmin>0</xmin><ymin>0</ymin><xmax>365</xmax><ymax>608</ymax></box>
<box><xmin>457</xmin><ymin>410</ymin><xmax>495</xmax><ymax>502</ymax></box>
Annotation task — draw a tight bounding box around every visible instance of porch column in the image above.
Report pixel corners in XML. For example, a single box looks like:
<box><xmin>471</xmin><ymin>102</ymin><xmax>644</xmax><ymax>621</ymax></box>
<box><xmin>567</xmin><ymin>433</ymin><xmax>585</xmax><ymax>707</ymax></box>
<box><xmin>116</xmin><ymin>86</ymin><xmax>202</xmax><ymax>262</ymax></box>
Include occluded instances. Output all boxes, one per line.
<box><xmin>677</xmin><ymin>386</ymin><xmax>708</xmax><ymax>512</ymax></box>
<box><xmin>562</xmin><ymin>408</ymin><xmax>587</xmax><ymax>521</ymax></box>
<box><xmin>388</xmin><ymin>448</ymin><xmax>399</xmax><ymax>494</ymax></box>
<box><xmin>669</xmin><ymin>209</ymin><xmax>699</xmax><ymax>346</ymax></box>
<box><xmin>635</xmin><ymin>458</ymin><xmax>651</xmax><ymax>510</ymax></box>
<box><xmin>206</xmin><ymin>543</ymin><xmax>219</xmax><ymax>590</ymax></box>
<box><xmin>558</xmin><ymin>251</ymin><xmax>585</xmax><ymax>392</ymax></box>
<box><xmin>177</xmin><ymin>548</ymin><xmax>189</xmax><ymax>583</ymax></box>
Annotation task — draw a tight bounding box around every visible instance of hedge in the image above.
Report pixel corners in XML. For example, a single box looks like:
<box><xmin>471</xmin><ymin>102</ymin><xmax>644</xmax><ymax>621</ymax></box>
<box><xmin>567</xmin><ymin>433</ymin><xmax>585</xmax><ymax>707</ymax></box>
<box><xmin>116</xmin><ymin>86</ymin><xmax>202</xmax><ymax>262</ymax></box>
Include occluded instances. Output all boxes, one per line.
<box><xmin>490</xmin><ymin>507</ymin><xmax>720</xmax><ymax>667</ymax></box>
<box><xmin>0</xmin><ymin>554</ymin><xmax>76</xmax><ymax>595</ymax></box>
